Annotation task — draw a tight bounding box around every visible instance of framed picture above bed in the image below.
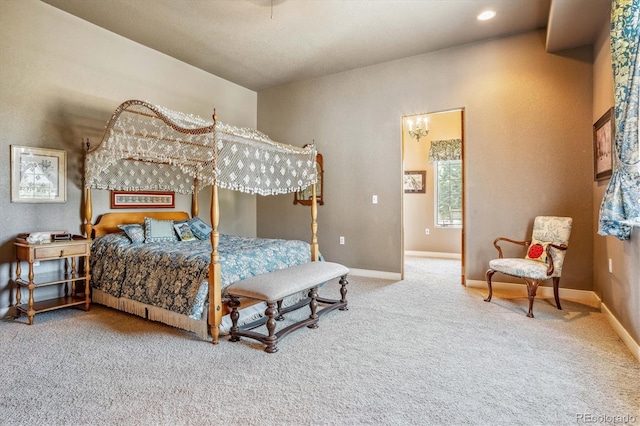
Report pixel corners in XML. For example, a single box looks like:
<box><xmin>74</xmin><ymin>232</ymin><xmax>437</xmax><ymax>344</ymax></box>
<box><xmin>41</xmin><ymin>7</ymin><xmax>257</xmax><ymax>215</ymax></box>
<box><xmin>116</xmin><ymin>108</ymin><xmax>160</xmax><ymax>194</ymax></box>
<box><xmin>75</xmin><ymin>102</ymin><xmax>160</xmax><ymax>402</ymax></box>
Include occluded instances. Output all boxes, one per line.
<box><xmin>593</xmin><ymin>107</ymin><xmax>614</xmax><ymax>181</ymax></box>
<box><xmin>10</xmin><ymin>145</ymin><xmax>67</xmax><ymax>203</ymax></box>
<box><xmin>110</xmin><ymin>191</ymin><xmax>175</xmax><ymax>209</ymax></box>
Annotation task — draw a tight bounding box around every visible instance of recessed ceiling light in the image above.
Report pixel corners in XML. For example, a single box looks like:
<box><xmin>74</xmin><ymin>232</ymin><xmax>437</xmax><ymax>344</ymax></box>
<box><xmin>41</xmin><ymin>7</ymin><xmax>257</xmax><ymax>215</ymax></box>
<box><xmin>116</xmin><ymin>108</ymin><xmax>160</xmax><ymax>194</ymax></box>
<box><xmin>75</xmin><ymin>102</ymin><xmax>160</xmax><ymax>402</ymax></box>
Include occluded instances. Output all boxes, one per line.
<box><xmin>477</xmin><ymin>10</ymin><xmax>496</xmax><ymax>21</ymax></box>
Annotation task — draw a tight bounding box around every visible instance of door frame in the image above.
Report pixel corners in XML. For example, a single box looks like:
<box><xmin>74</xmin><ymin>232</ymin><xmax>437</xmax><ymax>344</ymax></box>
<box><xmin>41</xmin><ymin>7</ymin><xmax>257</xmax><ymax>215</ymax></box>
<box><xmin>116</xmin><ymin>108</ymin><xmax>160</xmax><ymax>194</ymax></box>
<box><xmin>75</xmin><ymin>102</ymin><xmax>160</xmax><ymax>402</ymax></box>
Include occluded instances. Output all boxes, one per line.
<box><xmin>400</xmin><ymin>107</ymin><xmax>466</xmax><ymax>285</ymax></box>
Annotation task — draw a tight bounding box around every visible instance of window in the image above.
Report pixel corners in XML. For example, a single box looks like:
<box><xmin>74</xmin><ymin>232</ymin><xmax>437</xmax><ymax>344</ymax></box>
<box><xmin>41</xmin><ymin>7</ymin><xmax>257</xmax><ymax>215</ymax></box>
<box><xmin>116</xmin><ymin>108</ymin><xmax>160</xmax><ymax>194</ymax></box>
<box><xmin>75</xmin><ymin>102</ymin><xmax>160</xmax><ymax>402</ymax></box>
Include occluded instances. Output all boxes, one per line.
<box><xmin>435</xmin><ymin>160</ymin><xmax>462</xmax><ymax>227</ymax></box>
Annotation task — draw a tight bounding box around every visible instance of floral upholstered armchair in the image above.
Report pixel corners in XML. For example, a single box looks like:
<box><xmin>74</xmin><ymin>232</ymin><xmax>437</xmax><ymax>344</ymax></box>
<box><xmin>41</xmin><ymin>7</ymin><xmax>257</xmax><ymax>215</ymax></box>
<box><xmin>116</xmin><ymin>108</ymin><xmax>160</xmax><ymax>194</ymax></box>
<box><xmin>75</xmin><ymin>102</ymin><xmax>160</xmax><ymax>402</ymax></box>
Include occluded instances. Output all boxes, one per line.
<box><xmin>484</xmin><ymin>216</ymin><xmax>573</xmax><ymax>318</ymax></box>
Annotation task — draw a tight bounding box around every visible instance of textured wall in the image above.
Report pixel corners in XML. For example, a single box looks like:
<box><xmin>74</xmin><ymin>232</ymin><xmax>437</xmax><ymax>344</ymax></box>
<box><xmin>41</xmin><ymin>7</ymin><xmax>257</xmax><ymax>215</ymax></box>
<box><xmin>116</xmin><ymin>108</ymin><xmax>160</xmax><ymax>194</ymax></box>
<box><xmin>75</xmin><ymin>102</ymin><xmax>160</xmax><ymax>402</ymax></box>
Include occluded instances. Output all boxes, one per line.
<box><xmin>0</xmin><ymin>0</ymin><xmax>257</xmax><ymax>315</ymax></box>
<box><xmin>592</xmin><ymin>18</ymin><xmax>639</xmax><ymax>345</ymax></box>
<box><xmin>257</xmin><ymin>30</ymin><xmax>594</xmax><ymax>291</ymax></box>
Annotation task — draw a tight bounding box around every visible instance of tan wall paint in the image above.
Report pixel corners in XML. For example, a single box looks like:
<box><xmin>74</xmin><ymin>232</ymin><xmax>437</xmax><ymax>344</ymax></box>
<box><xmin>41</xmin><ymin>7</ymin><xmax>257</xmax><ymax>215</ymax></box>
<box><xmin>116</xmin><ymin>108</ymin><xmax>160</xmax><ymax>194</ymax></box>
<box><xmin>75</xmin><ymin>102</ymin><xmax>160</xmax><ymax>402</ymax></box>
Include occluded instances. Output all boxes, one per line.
<box><xmin>403</xmin><ymin>110</ymin><xmax>462</xmax><ymax>253</ymax></box>
<box><xmin>257</xmin><ymin>30</ymin><xmax>594</xmax><ymax>291</ymax></box>
<box><xmin>592</xmin><ymin>18</ymin><xmax>639</xmax><ymax>345</ymax></box>
<box><xmin>0</xmin><ymin>1</ymin><xmax>257</xmax><ymax>313</ymax></box>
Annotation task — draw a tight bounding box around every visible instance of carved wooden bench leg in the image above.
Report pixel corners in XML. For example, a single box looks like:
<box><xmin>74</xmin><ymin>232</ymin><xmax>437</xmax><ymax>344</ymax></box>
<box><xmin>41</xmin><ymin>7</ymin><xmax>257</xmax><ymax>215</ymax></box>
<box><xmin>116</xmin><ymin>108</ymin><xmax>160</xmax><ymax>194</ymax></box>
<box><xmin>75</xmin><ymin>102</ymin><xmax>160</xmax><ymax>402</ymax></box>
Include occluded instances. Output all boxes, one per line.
<box><xmin>308</xmin><ymin>287</ymin><xmax>318</xmax><ymax>329</ymax></box>
<box><xmin>276</xmin><ymin>300</ymin><xmax>285</xmax><ymax>321</ymax></box>
<box><xmin>264</xmin><ymin>301</ymin><xmax>279</xmax><ymax>353</ymax></box>
<box><xmin>228</xmin><ymin>296</ymin><xmax>241</xmax><ymax>342</ymax></box>
<box><xmin>338</xmin><ymin>275</ymin><xmax>349</xmax><ymax>311</ymax></box>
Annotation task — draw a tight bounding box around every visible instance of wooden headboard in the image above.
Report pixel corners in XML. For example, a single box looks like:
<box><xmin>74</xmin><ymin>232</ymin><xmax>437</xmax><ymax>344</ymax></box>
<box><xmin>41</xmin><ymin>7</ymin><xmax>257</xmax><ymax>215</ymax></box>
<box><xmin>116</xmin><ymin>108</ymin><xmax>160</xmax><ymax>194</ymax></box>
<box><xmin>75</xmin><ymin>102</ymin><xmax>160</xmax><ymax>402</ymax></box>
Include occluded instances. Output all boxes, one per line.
<box><xmin>91</xmin><ymin>211</ymin><xmax>191</xmax><ymax>238</ymax></box>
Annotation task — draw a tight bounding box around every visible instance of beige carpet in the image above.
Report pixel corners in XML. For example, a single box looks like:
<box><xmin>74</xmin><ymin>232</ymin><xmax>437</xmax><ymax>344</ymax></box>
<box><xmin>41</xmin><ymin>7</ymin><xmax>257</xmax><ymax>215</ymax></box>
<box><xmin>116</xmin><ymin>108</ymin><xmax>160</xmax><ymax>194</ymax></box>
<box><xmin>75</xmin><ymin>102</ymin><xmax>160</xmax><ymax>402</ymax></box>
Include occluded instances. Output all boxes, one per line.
<box><xmin>1</xmin><ymin>257</ymin><xmax>638</xmax><ymax>425</ymax></box>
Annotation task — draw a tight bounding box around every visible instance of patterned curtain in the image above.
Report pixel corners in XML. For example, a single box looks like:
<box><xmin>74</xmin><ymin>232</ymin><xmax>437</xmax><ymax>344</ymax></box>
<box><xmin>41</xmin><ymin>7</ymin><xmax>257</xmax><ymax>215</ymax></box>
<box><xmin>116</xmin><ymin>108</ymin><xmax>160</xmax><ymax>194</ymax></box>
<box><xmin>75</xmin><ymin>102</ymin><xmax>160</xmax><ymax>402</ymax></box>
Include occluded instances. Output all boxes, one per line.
<box><xmin>428</xmin><ymin>139</ymin><xmax>462</xmax><ymax>162</ymax></box>
<box><xmin>598</xmin><ymin>0</ymin><xmax>640</xmax><ymax>240</ymax></box>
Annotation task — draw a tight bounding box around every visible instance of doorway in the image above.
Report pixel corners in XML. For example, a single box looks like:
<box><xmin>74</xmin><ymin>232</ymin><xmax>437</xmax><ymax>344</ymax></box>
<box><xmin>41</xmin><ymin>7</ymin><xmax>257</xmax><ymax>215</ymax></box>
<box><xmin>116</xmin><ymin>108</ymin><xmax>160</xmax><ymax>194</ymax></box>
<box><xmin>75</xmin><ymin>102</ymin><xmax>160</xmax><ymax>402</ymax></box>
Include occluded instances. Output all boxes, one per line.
<box><xmin>401</xmin><ymin>108</ymin><xmax>465</xmax><ymax>285</ymax></box>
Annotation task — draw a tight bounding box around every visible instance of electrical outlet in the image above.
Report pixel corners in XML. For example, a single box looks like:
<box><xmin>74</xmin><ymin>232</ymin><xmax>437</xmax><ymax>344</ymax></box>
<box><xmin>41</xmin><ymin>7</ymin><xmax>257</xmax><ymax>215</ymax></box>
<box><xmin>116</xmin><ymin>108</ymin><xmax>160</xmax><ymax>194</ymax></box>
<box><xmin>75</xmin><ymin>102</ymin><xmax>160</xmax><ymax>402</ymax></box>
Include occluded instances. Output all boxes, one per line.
<box><xmin>33</xmin><ymin>261</ymin><xmax>40</xmax><ymax>267</ymax></box>
<box><xmin>339</xmin><ymin>236</ymin><xmax>345</xmax><ymax>245</ymax></box>
<box><xmin>608</xmin><ymin>258</ymin><xmax>613</xmax><ymax>273</ymax></box>
<box><xmin>425</xmin><ymin>228</ymin><xmax>430</xmax><ymax>235</ymax></box>
<box><xmin>372</xmin><ymin>195</ymin><xmax>378</xmax><ymax>204</ymax></box>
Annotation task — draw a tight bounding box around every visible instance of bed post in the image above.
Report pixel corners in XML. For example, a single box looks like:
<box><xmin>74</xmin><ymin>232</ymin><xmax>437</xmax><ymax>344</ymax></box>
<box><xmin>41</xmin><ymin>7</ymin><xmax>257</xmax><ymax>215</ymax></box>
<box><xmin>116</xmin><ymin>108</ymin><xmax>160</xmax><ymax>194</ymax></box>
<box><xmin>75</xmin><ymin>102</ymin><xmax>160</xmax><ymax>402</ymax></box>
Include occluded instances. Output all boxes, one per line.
<box><xmin>209</xmin><ymin>110</ymin><xmax>222</xmax><ymax>344</ymax></box>
<box><xmin>84</xmin><ymin>187</ymin><xmax>93</xmax><ymax>239</ymax></box>
<box><xmin>311</xmin><ymin>183</ymin><xmax>319</xmax><ymax>261</ymax></box>
<box><xmin>192</xmin><ymin>178</ymin><xmax>199</xmax><ymax>218</ymax></box>
<box><xmin>209</xmin><ymin>185</ymin><xmax>222</xmax><ymax>344</ymax></box>
<box><xmin>84</xmin><ymin>140</ymin><xmax>93</xmax><ymax>239</ymax></box>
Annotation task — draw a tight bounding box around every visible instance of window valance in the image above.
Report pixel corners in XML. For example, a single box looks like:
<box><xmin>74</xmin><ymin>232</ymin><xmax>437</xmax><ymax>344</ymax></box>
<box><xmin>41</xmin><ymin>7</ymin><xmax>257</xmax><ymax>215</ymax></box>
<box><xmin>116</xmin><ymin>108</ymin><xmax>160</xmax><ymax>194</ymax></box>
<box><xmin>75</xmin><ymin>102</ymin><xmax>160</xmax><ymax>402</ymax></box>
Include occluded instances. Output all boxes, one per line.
<box><xmin>85</xmin><ymin>100</ymin><xmax>317</xmax><ymax>196</ymax></box>
<box><xmin>429</xmin><ymin>139</ymin><xmax>462</xmax><ymax>162</ymax></box>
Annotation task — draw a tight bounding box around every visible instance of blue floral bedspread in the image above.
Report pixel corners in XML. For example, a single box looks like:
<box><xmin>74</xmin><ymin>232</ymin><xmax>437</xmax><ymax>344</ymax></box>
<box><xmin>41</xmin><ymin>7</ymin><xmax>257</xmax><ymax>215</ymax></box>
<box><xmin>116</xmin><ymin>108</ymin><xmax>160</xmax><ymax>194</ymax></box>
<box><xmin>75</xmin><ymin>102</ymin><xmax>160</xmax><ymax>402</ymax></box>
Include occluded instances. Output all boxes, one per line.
<box><xmin>90</xmin><ymin>233</ymin><xmax>312</xmax><ymax>317</ymax></box>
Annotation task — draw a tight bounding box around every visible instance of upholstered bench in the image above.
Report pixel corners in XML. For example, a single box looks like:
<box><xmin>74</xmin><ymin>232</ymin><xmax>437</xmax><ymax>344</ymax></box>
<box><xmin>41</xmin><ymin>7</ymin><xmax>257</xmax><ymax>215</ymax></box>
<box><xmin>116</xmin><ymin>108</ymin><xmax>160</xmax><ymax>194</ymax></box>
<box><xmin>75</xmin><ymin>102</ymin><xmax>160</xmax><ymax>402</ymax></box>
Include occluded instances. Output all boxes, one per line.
<box><xmin>225</xmin><ymin>261</ymin><xmax>349</xmax><ymax>353</ymax></box>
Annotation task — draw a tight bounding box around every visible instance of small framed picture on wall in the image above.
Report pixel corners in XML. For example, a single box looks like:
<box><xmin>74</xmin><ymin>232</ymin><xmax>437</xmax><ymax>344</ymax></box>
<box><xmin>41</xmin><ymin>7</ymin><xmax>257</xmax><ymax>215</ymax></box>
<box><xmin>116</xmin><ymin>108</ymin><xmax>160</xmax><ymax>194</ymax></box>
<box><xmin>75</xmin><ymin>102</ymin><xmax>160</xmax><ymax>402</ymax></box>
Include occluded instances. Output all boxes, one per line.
<box><xmin>110</xmin><ymin>191</ymin><xmax>175</xmax><ymax>208</ymax></box>
<box><xmin>404</xmin><ymin>170</ymin><xmax>426</xmax><ymax>194</ymax></box>
<box><xmin>593</xmin><ymin>107</ymin><xmax>614</xmax><ymax>181</ymax></box>
<box><xmin>10</xmin><ymin>145</ymin><xmax>67</xmax><ymax>203</ymax></box>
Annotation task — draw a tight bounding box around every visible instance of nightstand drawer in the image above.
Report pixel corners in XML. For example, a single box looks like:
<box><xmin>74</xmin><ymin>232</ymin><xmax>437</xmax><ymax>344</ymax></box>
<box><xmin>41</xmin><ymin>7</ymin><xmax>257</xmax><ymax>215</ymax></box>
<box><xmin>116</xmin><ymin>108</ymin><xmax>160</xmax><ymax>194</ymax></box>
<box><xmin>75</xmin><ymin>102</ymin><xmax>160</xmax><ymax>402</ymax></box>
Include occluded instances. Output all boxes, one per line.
<box><xmin>34</xmin><ymin>244</ymin><xmax>87</xmax><ymax>259</ymax></box>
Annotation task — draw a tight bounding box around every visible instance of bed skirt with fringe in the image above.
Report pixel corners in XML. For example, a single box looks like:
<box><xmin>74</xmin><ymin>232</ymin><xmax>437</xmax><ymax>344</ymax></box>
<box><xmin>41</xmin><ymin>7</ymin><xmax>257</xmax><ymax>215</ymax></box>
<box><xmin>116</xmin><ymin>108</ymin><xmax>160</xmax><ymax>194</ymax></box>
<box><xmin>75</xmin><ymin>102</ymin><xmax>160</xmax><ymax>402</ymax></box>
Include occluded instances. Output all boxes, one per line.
<box><xmin>91</xmin><ymin>288</ymin><xmax>306</xmax><ymax>341</ymax></box>
<box><xmin>91</xmin><ymin>289</ymin><xmax>210</xmax><ymax>340</ymax></box>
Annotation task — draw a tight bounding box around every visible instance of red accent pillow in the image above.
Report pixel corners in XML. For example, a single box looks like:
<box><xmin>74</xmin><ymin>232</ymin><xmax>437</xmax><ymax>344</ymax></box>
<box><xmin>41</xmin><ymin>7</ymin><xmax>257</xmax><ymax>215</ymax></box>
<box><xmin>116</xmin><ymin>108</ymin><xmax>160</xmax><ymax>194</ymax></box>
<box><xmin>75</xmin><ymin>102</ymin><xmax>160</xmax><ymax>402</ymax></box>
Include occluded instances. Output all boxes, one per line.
<box><xmin>525</xmin><ymin>239</ymin><xmax>550</xmax><ymax>264</ymax></box>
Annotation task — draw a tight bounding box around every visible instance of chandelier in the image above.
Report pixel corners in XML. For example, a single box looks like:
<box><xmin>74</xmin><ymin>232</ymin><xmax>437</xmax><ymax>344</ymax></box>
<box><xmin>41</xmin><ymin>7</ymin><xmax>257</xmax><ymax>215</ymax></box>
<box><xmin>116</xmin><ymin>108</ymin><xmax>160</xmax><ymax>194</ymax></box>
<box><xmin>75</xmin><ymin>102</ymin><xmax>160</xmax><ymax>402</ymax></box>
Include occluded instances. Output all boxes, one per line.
<box><xmin>406</xmin><ymin>116</ymin><xmax>429</xmax><ymax>142</ymax></box>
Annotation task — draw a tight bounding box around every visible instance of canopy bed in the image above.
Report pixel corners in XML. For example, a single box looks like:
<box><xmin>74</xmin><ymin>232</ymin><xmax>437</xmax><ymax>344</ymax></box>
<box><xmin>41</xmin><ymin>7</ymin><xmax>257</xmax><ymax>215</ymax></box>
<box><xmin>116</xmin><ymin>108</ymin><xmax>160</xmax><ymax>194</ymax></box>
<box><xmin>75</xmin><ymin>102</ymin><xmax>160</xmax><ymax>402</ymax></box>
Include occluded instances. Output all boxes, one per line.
<box><xmin>84</xmin><ymin>100</ymin><xmax>319</xmax><ymax>344</ymax></box>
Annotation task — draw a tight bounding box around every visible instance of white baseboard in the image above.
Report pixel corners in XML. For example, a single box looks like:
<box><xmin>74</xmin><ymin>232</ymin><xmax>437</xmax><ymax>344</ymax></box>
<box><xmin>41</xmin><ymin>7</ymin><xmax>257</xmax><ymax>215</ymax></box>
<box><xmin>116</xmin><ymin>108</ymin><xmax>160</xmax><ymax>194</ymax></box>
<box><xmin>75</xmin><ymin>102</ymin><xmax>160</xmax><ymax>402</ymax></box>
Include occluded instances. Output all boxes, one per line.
<box><xmin>405</xmin><ymin>251</ymin><xmax>462</xmax><ymax>259</ymax></box>
<box><xmin>467</xmin><ymin>279</ymin><xmax>638</xmax><ymax>363</ymax></box>
<box><xmin>601</xmin><ymin>301</ymin><xmax>640</xmax><ymax>363</ymax></box>
<box><xmin>348</xmin><ymin>268</ymin><xmax>401</xmax><ymax>280</ymax></box>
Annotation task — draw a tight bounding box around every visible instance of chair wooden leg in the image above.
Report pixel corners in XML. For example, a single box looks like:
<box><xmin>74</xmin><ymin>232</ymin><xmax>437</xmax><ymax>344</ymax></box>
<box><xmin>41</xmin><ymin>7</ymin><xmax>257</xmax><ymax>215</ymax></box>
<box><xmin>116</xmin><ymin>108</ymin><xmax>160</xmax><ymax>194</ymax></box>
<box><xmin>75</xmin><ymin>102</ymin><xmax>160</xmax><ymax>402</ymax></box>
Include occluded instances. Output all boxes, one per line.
<box><xmin>524</xmin><ymin>278</ymin><xmax>539</xmax><ymax>318</ymax></box>
<box><xmin>484</xmin><ymin>269</ymin><xmax>496</xmax><ymax>302</ymax></box>
<box><xmin>553</xmin><ymin>277</ymin><xmax>562</xmax><ymax>310</ymax></box>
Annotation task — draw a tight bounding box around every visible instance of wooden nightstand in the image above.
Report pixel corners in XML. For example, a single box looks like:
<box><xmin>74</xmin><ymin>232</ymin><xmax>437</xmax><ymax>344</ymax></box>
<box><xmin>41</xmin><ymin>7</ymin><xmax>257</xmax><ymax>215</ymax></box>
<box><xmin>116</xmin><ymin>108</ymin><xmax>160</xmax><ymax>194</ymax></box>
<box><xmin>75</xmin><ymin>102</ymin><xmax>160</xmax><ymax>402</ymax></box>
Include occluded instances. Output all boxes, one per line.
<box><xmin>14</xmin><ymin>236</ymin><xmax>91</xmax><ymax>324</ymax></box>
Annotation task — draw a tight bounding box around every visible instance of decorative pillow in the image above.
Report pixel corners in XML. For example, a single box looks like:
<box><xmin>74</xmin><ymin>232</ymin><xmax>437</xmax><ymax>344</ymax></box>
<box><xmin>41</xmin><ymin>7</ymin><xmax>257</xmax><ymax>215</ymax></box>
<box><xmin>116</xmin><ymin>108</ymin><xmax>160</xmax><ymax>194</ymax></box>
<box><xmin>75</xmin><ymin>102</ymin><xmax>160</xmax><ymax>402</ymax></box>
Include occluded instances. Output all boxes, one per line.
<box><xmin>188</xmin><ymin>217</ymin><xmax>213</xmax><ymax>240</ymax></box>
<box><xmin>118</xmin><ymin>224</ymin><xmax>145</xmax><ymax>244</ymax></box>
<box><xmin>525</xmin><ymin>239</ymin><xmax>550</xmax><ymax>264</ymax></box>
<box><xmin>144</xmin><ymin>217</ymin><xmax>178</xmax><ymax>243</ymax></box>
<box><xmin>174</xmin><ymin>222</ymin><xmax>197</xmax><ymax>241</ymax></box>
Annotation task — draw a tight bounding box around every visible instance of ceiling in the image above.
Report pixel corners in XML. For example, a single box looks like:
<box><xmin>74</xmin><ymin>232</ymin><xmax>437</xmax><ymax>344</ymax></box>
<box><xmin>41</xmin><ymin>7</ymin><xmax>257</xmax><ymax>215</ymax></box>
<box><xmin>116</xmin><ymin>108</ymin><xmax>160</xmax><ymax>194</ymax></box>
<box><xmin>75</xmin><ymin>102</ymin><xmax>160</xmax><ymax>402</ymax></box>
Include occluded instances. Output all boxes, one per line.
<box><xmin>41</xmin><ymin>0</ymin><xmax>610</xmax><ymax>92</ymax></box>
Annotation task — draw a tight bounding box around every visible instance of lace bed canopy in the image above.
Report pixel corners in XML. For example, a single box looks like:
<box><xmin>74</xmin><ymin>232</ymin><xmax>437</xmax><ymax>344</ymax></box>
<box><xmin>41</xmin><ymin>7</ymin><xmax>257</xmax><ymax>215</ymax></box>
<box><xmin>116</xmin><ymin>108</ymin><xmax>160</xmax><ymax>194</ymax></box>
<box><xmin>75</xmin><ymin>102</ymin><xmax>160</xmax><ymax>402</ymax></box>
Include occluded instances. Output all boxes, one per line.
<box><xmin>85</xmin><ymin>99</ymin><xmax>317</xmax><ymax>195</ymax></box>
<box><xmin>83</xmin><ymin>99</ymin><xmax>320</xmax><ymax>345</ymax></box>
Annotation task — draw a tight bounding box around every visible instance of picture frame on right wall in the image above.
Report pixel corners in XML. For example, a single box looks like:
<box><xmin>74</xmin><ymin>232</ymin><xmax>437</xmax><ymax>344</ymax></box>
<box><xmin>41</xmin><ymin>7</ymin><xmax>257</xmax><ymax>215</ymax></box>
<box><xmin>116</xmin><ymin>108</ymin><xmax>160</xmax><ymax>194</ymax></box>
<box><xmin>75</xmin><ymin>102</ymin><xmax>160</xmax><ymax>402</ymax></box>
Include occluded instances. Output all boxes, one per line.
<box><xmin>593</xmin><ymin>107</ymin><xmax>615</xmax><ymax>181</ymax></box>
